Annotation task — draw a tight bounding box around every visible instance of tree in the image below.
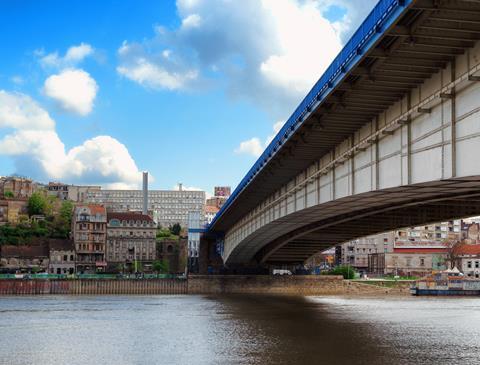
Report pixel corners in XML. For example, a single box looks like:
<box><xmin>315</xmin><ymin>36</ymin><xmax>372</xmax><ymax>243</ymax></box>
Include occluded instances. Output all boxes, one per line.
<box><xmin>445</xmin><ymin>239</ymin><xmax>463</xmax><ymax>269</ymax></box>
<box><xmin>153</xmin><ymin>259</ymin><xmax>170</xmax><ymax>274</ymax></box>
<box><xmin>169</xmin><ymin>223</ymin><xmax>182</xmax><ymax>236</ymax></box>
<box><xmin>3</xmin><ymin>191</ymin><xmax>14</xmax><ymax>199</ymax></box>
<box><xmin>27</xmin><ymin>192</ymin><xmax>48</xmax><ymax>216</ymax></box>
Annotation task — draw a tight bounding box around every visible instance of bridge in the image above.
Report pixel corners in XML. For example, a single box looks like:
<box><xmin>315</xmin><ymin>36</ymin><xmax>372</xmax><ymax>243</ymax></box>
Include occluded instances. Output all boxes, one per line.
<box><xmin>208</xmin><ymin>0</ymin><xmax>480</xmax><ymax>268</ymax></box>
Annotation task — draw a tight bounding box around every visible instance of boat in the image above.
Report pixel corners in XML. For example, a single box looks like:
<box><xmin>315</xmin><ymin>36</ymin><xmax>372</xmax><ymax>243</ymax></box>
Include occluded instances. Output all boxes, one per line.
<box><xmin>410</xmin><ymin>268</ymin><xmax>480</xmax><ymax>296</ymax></box>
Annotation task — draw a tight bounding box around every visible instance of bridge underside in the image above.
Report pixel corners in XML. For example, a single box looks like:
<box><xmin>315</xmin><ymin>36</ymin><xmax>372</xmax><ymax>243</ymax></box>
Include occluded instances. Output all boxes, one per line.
<box><xmin>224</xmin><ymin>177</ymin><xmax>480</xmax><ymax>265</ymax></box>
<box><xmin>213</xmin><ymin>0</ymin><xmax>480</xmax><ymax>267</ymax></box>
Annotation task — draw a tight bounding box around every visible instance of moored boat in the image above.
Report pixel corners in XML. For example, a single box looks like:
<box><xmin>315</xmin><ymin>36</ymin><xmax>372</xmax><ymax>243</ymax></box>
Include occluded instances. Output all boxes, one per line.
<box><xmin>411</xmin><ymin>268</ymin><xmax>480</xmax><ymax>296</ymax></box>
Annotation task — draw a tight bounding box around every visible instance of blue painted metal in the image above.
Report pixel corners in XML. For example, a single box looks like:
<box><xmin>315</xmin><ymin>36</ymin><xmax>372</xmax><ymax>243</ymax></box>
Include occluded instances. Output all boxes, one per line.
<box><xmin>188</xmin><ymin>228</ymin><xmax>208</xmax><ymax>233</ymax></box>
<box><xmin>209</xmin><ymin>0</ymin><xmax>414</xmax><ymax>231</ymax></box>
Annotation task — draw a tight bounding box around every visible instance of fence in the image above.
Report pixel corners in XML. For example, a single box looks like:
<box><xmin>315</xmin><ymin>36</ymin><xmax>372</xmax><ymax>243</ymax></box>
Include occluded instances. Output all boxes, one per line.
<box><xmin>0</xmin><ymin>278</ymin><xmax>188</xmax><ymax>295</ymax></box>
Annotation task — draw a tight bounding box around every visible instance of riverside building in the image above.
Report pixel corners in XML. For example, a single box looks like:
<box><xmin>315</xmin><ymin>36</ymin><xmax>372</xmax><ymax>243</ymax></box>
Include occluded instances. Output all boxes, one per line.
<box><xmin>72</xmin><ymin>205</ymin><xmax>107</xmax><ymax>273</ymax></box>
<box><xmin>105</xmin><ymin>212</ymin><xmax>156</xmax><ymax>271</ymax></box>
<box><xmin>86</xmin><ymin>188</ymin><xmax>205</xmax><ymax>228</ymax></box>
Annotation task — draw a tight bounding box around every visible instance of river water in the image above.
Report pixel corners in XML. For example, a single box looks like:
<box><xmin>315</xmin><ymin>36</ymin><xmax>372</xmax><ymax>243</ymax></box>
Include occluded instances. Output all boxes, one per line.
<box><xmin>1</xmin><ymin>295</ymin><xmax>479</xmax><ymax>365</ymax></box>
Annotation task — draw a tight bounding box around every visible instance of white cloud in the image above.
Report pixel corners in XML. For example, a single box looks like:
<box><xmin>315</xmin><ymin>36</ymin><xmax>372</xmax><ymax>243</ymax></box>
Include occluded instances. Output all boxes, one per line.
<box><xmin>10</xmin><ymin>76</ymin><xmax>24</xmax><ymax>85</ymax></box>
<box><xmin>235</xmin><ymin>137</ymin><xmax>264</xmax><ymax>157</ymax></box>
<box><xmin>0</xmin><ymin>90</ymin><xmax>143</xmax><ymax>188</ymax></box>
<box><xmin>39</xmin><ymin>43</ymin><xmax>94</xmax><ymax>69</ymax></box>
<box><xmin>0</xmin><ymin>91</ymin><xmax>55</xmax><ymax>130</ymax></box>
<box><xmin>117</xmin><ymin>58</ymin><xmax>198</xmax><ymax>90</ymax></box>
<box><xmin>236</xmin><ymin>120</ymin><xmax>285</xmax><ymax>157</ymax></box>
<box><xmin>43</xmin><ymin>69</ymin><xmax>98</xmax><ymax>116</ymax></box>
<box><xmin>116</xmin><ymin>0</ymin><xmax>376</xmax><ymax>117</ymax></box>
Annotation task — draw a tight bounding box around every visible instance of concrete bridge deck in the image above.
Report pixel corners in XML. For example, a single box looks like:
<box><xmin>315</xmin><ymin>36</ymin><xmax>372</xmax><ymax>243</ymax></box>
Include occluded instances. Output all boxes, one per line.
<box><xmin>209</xmin><ymin>0</ymin><xmax>480</xmax><ymax>266</ymax></box>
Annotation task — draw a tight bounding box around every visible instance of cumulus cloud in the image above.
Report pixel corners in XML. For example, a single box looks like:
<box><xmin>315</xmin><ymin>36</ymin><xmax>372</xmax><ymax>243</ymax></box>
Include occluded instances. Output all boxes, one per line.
<box><xmin>38</xmin><ymin>43</ymin><xmax>94</xmax><ymax>69</ymax></box>
<box><xmin>235</xmin><ymin>121</ymin><xmax>284</xmax><ymax>157</ymax></box>
<box><xmin>117</xmin><ymin>56</ymin><xmax>198</xmax><ymax>90</ymax></box>
<box><xmin>116</xmin><ymin>0</ymin><xmax>376</xmax><ymax>117</ymax></box>
<box><xmin>43</xmin><ymin>69</ymin><xmax>98</xmax><ymax>115</ymax></box>
<box><xmin>0</xmin><ymin>90</ymin><xmax>143</xmax><ymax>188</ymax></box>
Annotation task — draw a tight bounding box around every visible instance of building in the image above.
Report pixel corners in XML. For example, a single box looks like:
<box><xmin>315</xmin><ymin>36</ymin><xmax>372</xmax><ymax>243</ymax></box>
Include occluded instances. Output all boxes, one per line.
<box><xmin>48</xmin><ymin>239</ymin><xmax>75</xmax><ymax>275</ymax></box>
<box><xmin>368</xmin><ymin>241</ymin><xmax>448</xmax><ymax>276</ymax></box>
<box><xmin>0</xmin><ymin>176</ymin><xmax>38</xmax><ymax>199</ymax></box>
<box><xmin>396</xmin><ymin>220</ymin><xmax>462</xmax><ymax>243</ymax></box>
<box><xmin>214</xmin><ymin>186</ymin><xmax>231</xmax><ymax>197</ymax></box>
<box><xmin>0</xmin><ymin>243</ymin><xmax>49</xmax><ymax>273</ymax></box>
<box><xmin>157</xmin><ymin>238</ymin><xmax>187</xmax><ymax>273</ymax></box>
<box><xmin>338</xmin><ymin>232</ymin><xmax>395</xmax><ymax>274</ymax></box>
<box><xmin>47</xmin><ymin>182</ymin><xmax>101</xmax><ymax>202</ymax></box>
<box><xmin>0</xmin><ymin>199</ymin><xmax>28</xmax><ymax>224</ymax></box>
<box><xmin>72</xmin><ymin>205</ymin><xmax>107</xmax><ymax>273</ymax></box>
<box><xmin>187</xmin><ymin>211</ymin><xmax>202</xmax><ymax>273</ymax></box>
<box><xmin>105</xmin><ymin>212</ymin><xmax>156</xmax><ymax>271</ymax></box>
<box><xmin>205</xmin><ymin>205</ymin><xmax>219</xmax><ymax>225</ymax></box>
<box><xmin>86</xmin><ymin>188</ymin><xmax>205</xmax><ymax>228</ymax></box>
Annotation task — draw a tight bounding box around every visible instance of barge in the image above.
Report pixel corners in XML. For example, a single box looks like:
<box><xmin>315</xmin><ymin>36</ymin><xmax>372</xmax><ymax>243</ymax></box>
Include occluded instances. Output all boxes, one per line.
<box><xmin>411</xmin><ymin>268</ymin><xmax>480</xmax><ymax>296</ymax></box>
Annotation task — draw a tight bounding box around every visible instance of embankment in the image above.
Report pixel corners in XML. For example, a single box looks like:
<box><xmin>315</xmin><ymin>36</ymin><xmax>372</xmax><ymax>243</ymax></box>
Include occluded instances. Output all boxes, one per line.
<box><xmin>0</xmin><ymin>276</ymin><xmax>412</xmax><ymax>296</ymax></box>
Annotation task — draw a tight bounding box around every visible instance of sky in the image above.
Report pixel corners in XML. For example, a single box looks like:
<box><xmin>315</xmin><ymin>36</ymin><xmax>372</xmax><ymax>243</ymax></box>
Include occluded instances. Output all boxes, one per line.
<box><xmin>0</xmin><ymin>0</ymin><xmax>377</xmax><ymax>194</ymax></box>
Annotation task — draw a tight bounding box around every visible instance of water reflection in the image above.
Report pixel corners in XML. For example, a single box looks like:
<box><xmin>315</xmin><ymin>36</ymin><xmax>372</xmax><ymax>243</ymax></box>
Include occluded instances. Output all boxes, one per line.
<box><xmin>0</xmin><ymin>295</ymin><xmax>479</xmax><ymax>365</ymax></box>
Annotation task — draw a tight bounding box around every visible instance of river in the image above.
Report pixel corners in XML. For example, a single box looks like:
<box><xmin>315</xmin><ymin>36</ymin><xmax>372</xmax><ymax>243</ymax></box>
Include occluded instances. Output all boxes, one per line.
<box><xmin>0</xmin><ymin>295</ymin><xmax>479</xmax><ymax>365</ymax></box>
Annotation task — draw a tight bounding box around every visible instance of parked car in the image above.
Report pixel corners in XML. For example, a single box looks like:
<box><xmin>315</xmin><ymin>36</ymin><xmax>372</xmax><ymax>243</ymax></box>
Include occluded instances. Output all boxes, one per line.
<box><xmin>272</xmin><ymin>269</ymin><xmax>292</xmax><ymax>276</ymax></box>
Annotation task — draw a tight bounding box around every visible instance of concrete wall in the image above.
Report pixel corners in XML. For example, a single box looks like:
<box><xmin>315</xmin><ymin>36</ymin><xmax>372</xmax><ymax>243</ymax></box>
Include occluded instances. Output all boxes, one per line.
<box><xmin>0</xmin><ymin>279</ymin><xmax>187</xmax><ymax>295</ymax></box>
<box><xmin>187</xmin><ymin>275</ymin><xmax>409</xmax><ymax>296</ymax></box>
<box><xmin>0</xmin><ymin>276</ymin><xmax>410</xmax><ymax>296</ymax></box>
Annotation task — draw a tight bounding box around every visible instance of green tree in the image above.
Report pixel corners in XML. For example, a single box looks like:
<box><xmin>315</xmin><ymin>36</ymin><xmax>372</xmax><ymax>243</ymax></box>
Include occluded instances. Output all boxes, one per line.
<box><xmin>169</xmin><ymin>223</ymin><xmax>182</xmax><ymax>236</ymax></box>
<box><xmin>3</xmin><ymin>191</ymin><xmax>14</xmax><ymax>198</ymax></box>
<box><xmin>330</xmin><ymin>265</ymin><xmax>356</xmax><ymax>279</ymax></box>
<box><xmin>27</xmin><ymin>192</ymin><xmax>48</xmax><ymax>216</ymax></box>
<box><xmin>153</xmin><ymin>259</ymin><xmax>170</xmax><ymax>274</ymax></box>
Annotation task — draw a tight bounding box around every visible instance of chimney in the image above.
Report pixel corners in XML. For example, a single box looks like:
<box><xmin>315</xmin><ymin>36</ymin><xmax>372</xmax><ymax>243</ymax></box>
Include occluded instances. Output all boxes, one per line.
<box><xmin>142</xmin><ymin>171</ymin><xmax>148</xmax><ymax>215</ymax></box>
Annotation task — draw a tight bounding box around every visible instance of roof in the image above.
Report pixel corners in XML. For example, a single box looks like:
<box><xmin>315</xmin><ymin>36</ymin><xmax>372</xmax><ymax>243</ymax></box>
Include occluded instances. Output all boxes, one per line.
<box><xmin>76</xmin><ymin>204</ymin><xmax>106</xmax><ymax>215</ymax></box>
<box><xmin>393</xmin><ymin>248</ymin><xmax>448</xmax><ymax>254</ymax></box>
<box><xmin>48</xmin><ymin>239</ymin><xmax>74</xmax><ymax>251</ymax></box>
<box><xmin>1</xmin><ymin>244</ymin><xmax>49</xmax><ymax>258</ymax></box>
<box><xmin>205</xmin><ymin>205</ymin><xmax>220</xmax><ymax>214</ymax></box>
<box><xmin>107</xmin><ymin>212</ymin><xmax>153</xmax><ymax>223</ymax></box>
<box><xmin>454</xmin><ymin>244</ymin><xmax>480</xmax><ymax>256</ymax></box>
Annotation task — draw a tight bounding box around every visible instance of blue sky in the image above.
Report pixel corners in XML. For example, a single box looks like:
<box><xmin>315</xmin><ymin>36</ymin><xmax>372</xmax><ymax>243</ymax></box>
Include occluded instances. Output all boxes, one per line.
<box><xmin>0</xmin><ymin>0</ymin><xmax>376</xmax><ymax>194</ymax></box>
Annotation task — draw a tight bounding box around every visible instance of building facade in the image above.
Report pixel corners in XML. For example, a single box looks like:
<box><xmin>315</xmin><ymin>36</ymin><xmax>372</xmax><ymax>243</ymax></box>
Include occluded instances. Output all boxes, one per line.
<box><xmin>338</xmin><ymin>232</ymin><xmax>395</xmax><ymax>274</ymax></box>
<box><xmin>0</xmin><ymin>176</ymin><xmax>37</xmax><ymax>199</ymax></box>
<box><xmin>47</xmin><ymin>182</ymin><xmax>101</xmax><ymax>202</ymax></box>
<box><xmin>72</xmin><ymin>205</ymin><xmax>107</xmax><ymax>273</ymax></box>
<box><xmin>48</xmin><ymin>239</ymin><xmax>75</xmax><ymax>275</ymax></box>
<box><xmin>204</xmin><ymin>205</ymin><xmax>219</xmax><ymax>225</ymax></box>
<box><xmin>105</xmin><ymin>212</ymin><xmax>156</xmax><ymax>271</ymax></box>
<box><xmin>86</xmin><ymin>189</ymin><xmax>205</xmax><ymax>228</ymax></box>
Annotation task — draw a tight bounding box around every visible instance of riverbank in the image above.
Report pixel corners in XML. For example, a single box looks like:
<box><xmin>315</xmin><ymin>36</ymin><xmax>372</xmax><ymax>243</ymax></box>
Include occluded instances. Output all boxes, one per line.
<box><xmin>0</xmin><ymin>275</ymin><xmax>412</xmax><ymax>296</ymax></box>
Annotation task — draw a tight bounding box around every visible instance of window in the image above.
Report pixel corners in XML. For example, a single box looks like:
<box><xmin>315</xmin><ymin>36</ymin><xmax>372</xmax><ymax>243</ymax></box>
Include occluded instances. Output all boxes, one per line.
<box><xmin>420</xmin><ymin>258</ymin><xmax>425</xmax><ymax>266</ymax></box>
<box><xmin>476</xmin><ymin>262</ymin><xmax>479</xmax><ymax>269</ymax></box>
<box><xmin>63</xmin><ymin>255</ymin><xmax>68</xmax><ymax>261</ymax></box>
<box><xmin>468</xmin><ymin>261</ymin><xmax>472</xmax><ymax>268</ymax></box>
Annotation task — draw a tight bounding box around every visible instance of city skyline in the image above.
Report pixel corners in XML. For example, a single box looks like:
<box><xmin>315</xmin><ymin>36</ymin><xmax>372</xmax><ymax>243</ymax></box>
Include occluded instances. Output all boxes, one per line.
<box><xmin>0</xmin><ymin>0</ymin><xmax>377</xmax><ymax>193</ymax></box>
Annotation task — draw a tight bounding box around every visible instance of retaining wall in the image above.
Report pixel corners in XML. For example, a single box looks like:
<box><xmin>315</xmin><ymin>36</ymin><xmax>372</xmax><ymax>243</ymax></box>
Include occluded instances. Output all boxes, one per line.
<box><xmin>0</xmin><ymin>276</ymin><xmax>411</xmax><ymax>296</ymax></box>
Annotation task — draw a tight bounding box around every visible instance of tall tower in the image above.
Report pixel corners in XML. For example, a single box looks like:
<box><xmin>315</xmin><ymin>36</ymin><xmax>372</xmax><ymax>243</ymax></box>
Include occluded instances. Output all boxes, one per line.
<box><xmin>142</xmin><ymin>171</ymin><xmax>148</xmax><ymax>215</ymax></box>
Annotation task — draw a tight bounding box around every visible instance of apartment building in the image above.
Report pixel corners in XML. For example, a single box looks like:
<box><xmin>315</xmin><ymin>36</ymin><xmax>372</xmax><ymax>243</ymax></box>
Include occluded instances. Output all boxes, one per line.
<box><xmin>72</xmin><ymin>205</ymin><xmax>107</xmax><ymax>273</ymax></box>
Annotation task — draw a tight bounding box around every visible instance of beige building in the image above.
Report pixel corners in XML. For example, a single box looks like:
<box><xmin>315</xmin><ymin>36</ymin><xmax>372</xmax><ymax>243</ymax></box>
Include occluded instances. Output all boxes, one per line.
<box><xmin>0</xmin><ymin>176</ymin><xmax>37</xmax><ymax>199</ymax></box>
<box><xmin>86</xmin><ymin>188</ymin><xmax>205</xmax><ymax>228</ymax></box>
<box><xmin>339</xmin><ymin>232</ymin><xmax>395</xmax><ymax>273</ymax></box>
<box><xmin>106</xmin><ymin>212</ymin><xmax>156</xmax><ymax>271</ymax></box>
<box><xmin>47</xmin><ymin>182</ymin><xmax>101</xmax><ymax>202</ymax></box>
<box><xmin>0</xmin><ymin>199</ymin><xmax>28</xmax><ymax>224</ymax></box>
<box><xmin>48</xmin><ymin>239</ymin><xmax>75</xmax><ymax>275</ymax></box>
<box><xmin>72</xmin><ymin>205</ymin><xmax>107</xmax><ymax>273</ymax></box>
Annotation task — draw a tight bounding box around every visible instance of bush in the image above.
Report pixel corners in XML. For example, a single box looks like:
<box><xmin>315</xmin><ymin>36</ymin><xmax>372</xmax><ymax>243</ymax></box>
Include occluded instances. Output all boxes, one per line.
<box><xmin>329</xmin><ymin>265</ymin><xmax>356</xmax><ymax>279</ymax></box>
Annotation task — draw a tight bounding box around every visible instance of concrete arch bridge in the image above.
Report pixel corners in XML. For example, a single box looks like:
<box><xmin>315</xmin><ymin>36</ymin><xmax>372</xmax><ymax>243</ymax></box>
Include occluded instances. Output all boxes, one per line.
<box><xmin>208</xmin><ymin>0</ymin><xmax>480</xmax><ymax>267</ymax></box>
